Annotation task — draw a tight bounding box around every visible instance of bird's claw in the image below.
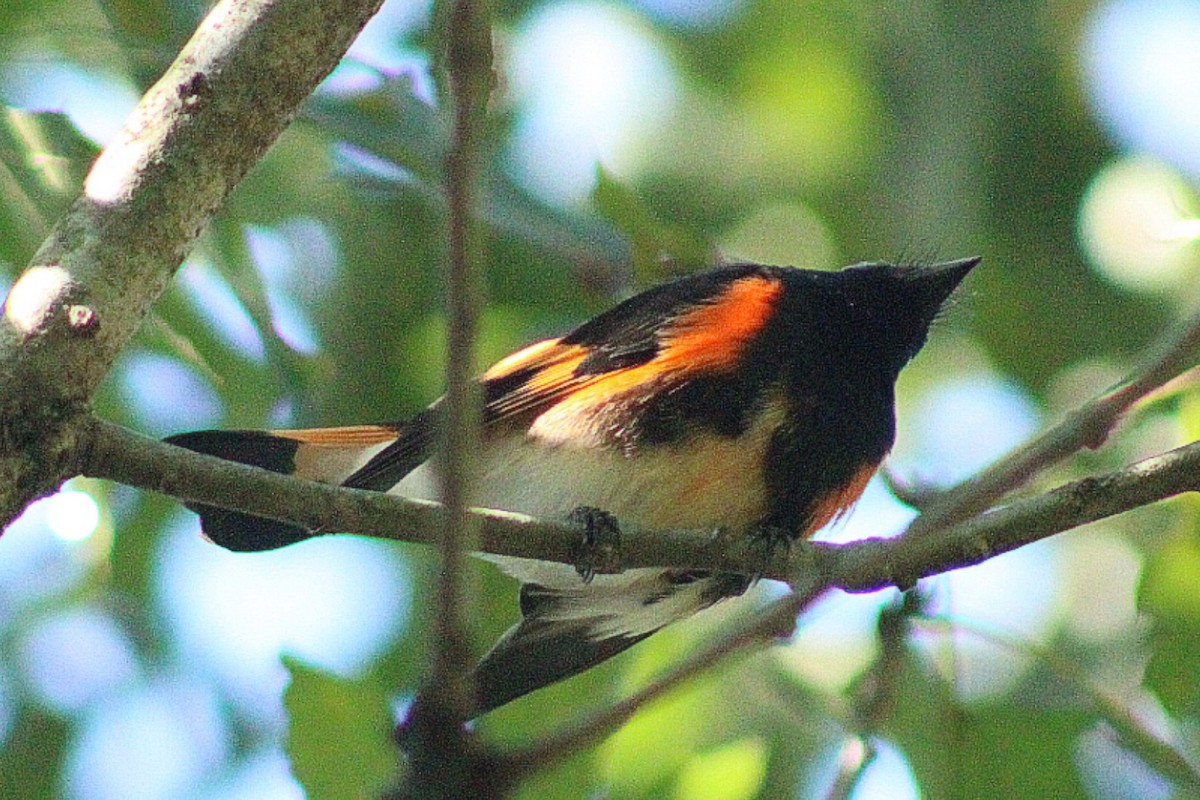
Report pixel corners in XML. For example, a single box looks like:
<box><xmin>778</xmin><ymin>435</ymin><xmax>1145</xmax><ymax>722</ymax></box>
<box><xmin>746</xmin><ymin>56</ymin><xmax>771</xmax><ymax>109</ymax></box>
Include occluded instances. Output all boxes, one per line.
<box><xmin>567</xmin><ymin>506</ymin><xmax>622</xmax><ymax>583</ymax></box>
<box><xmin>748</xmin><ymin>523</ymin><xmax>794</xmax><ymax>583</ymax></box>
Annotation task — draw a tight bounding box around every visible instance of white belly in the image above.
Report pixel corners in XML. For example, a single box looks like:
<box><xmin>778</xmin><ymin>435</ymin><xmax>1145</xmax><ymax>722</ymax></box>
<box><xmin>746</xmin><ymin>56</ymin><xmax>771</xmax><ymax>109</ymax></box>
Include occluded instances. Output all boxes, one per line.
<box><xmin>388</xmin><ymin>408</ymin><xmax>781</xmax><ymax>605</ymax></box>
<box><xmin>389</xmin><ymin>414</ymin><xmax>778</xmax><ymax>533</ymax></box>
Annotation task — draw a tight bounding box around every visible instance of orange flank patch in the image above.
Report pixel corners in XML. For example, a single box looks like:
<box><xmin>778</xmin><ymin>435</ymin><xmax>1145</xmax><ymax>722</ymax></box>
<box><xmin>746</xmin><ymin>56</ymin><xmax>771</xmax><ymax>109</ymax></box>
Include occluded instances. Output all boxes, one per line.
<box><xmin>805</xmin><ymin>461</ymin><xmax>878</xmax><ymax>537</ymax></box>
<box><xmin>271</xmin><ymin>425</ymin><xmax>399</xmax><ymax>447</ymax></box>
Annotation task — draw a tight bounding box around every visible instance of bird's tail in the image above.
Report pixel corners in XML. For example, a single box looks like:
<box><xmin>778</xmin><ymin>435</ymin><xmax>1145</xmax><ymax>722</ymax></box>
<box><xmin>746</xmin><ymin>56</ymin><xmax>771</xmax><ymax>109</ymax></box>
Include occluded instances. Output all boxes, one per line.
<box><xmin>473</xmin><ymin>563</ymin><xmax>749</xmax><ymax>713</ymax></box>
<box><xmin>163</xmin><ymin>424</ymin><xmax>402</xmax><ymax>551</ymax></box>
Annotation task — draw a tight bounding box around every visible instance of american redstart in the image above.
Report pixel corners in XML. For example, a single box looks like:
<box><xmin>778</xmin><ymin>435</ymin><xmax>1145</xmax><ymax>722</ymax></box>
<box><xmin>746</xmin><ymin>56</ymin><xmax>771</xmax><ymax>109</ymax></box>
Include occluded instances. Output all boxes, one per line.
<box><xmin>166</xmin><ymin>257</ymin><xmax>977</xmax><ymax>712</ymax></box>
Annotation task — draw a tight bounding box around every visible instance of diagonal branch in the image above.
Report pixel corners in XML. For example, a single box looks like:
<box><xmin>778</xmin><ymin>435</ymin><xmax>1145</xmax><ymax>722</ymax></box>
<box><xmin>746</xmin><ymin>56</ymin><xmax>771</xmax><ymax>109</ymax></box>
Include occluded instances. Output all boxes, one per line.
<box><xmin>903</xmin><ymin>305</ymin><xmax>1200</xmax><ymax>537</ymax></box>
<box><xmin>72</xmin><ymin>304</ymin><xmax>1200</xmax><ymax>784</ymax></box>
<box><xmin>0</xmin><ymin>0</ymin><xmax>385</xmax><ymax>530</ymax></box>
<box><xmin>506</xmin><ymin>583</ymin><xmax>823</xmax><ymax>771</ymax></box>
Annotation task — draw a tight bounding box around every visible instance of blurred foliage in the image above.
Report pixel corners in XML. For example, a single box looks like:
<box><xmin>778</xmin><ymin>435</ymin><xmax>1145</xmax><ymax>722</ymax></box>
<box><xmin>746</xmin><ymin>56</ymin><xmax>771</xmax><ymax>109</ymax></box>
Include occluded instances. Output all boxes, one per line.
<box><xmin>2</xmin><ymin>0</ymin><xmax>1200</xmax><ymax>798</ymax></box>
<box><xmin>282</xmin><ymin>656</ymin><xmax>396</xmax><ymax>800</ymax></box>
<box><xmin>0</xmin><ymin>109</ymin><xmax>97</xmax><ymax>267</ymax></box>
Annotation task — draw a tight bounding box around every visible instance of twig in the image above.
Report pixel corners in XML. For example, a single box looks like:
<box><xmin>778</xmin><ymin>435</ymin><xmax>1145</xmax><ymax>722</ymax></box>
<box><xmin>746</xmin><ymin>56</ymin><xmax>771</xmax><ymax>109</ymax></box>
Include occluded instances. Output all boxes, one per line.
<box><xmin>823</xmin><ymin>591</ymin><xmax>924</xmax><ymax>800</ymax></box>
<box><xmin>914</xmin><ymin>616</ymin><xmax>1200</xmax><ymax>796</ymax></box>
<box><xmin>77</xmin><ymin>397</ymin><xmax>1200</xmax><ymax>789</ymax></box>
<box><xmin>506</xmin><ymin>582</ymin><xmax>824</xmax><ymax>771</ymax></box>
<box><xmin>394</xmin><ymin>3</ymin><xmax>494</xmax><ymax>797</ymax></box>
<box><xmin>817</xmin><ymin>438</ymin><xmax>1200</xmax><ymax>592</ymax></box>
<box><xmin>823</xmin><ymin>738</ymin><xmax>879</xmax><ymax>800</ymax></box>
<box><xmin>418</xmin><ymin>0</ymin><xmax>494</xmax><ymax>724</ymax></box>
<box><xmin>903</xmin><ymin>305</ymin><xmax>1200</xmax><ymax>536</ymax></box>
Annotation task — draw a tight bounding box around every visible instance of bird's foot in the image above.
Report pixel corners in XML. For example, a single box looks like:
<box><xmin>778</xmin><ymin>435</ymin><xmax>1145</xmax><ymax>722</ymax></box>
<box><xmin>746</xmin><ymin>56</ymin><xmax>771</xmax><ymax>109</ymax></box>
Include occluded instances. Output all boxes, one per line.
<box><xmin>567</xmin><ymin>506</ymin><xmax>622</xmax><ymax>583</ymax></box>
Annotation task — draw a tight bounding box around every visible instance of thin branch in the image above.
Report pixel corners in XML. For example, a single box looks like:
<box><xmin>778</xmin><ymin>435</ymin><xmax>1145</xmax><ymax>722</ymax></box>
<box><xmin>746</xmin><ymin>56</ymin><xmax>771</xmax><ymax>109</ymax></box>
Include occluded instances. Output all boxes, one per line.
<box><xmin>823</xmin><ymin>738</ymin><xmax>880</xmax><ymax>800</ymax></box>
<box><xmin>818</xmin><ymin>438</ymin><xmax>1200</xmax><ymax>593</ymax></box>
<box><xmin>76</xmin><ymin>328</ymin><xmax>1200</xmax><ymax>782</ymax></box>
<box><xmin>80</xmin><ymin>416</ymin><xmax>1200</xmax><ymax>780</ymax></box>
<box><xmin>0</xmin><ymin>0</ymin><xmax>386</xmax><ymax>528</ymax></box>
<box><xmin>903</xmin><ymin>305</ymin><xmax>1200</xmax><ymax>536</ymax></box>
<box><xmin>822</xmin><ymin>592</ymin><xmax>922</xmax><ymax>800</ymax></box>
<box><xmin>394</xmin><ymin>3</ymin><xmax>496</xmax><ymax>795</ymax></box>
<box><xmin>506</xmin><ymin>583</ymin><xmax>824</xmax><ymax>771</ymax></box>
<box><xmin>420</xmin><ymin>0</ymin><xmax>494</xmax><ymax>724</ymax></box>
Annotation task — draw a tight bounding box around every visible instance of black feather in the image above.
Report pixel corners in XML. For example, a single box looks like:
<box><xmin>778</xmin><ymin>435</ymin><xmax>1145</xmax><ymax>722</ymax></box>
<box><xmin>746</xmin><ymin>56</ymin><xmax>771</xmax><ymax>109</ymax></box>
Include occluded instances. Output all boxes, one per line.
<box><xmin>342</xmin><ymin>409</ymin><xmax>438</xmax><ymax>491</ymax></box>
<box><xmin>164</xmin><ymin>430</ymin><xmax>311</xmax><ymax>551</ymax></box>
<box><xmin>474</xmin><ymin>583</ymin><xmax>653</xmax><ymax>714</ymax></box>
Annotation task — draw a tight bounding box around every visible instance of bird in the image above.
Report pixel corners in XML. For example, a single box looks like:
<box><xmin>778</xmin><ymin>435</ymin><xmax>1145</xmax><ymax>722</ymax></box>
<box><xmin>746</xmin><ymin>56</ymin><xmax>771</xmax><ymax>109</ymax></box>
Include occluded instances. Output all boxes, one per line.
<box><xmin>165</xmin><ymin>256</ymin><xmax>977</xmax><ymax>713</ymax></box>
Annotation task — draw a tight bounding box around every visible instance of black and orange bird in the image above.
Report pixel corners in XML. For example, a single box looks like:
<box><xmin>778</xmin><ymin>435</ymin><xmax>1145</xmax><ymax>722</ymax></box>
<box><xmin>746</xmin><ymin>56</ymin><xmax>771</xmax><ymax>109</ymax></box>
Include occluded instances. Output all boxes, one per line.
<box><xmin>166</xmin><ymin>257</ymin><xmax>977</xmax><ymax>713</ymax></box>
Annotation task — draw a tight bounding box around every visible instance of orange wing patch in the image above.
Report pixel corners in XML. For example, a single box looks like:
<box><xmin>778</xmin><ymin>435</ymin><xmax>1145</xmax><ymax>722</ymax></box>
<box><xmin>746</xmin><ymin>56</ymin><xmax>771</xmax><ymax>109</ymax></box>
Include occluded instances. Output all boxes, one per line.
<box><xmin>660</xmin><ymin>275</ymin><xmax>782</xmax><ymax>373</ymax></box>
<box><xmin>484</xmin><ymin>337</ymin><xmax>567</xmax><ymax>380</ymax></box>
<box><xmin>483</xmin><ymin>338</ymin><xmax>592</xmax><ymax>420</ymax></box>
<box><xmin>526</xmin><ymin>275</ymin><xmax>784</xmax><ymax>444</ymax></box>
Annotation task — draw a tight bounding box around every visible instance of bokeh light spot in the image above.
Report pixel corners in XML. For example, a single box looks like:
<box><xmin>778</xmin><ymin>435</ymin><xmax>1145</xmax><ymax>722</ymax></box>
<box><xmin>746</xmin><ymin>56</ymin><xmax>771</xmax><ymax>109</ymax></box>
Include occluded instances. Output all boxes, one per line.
<box><xmin>116</xmin><ymin>351</ymin><xmax>222</xmax><ymax>436</ymax></box>
<box><xmin>21</xmin><ymin>607</ymin><xmax>137</xmax><ymax>714</ymax></box>
<box><xmin>922</xmin><ymin>540</ymin><xmax>1064</xmax><ymax>702</ymax></box>
<box><xmin>851</xmin><ymin>739</ymin><xmax>920</xmax><ymax>800</ymax></box>
<box><xmin>902</xmin><ymin>375</ymin><xmax>1040</xmax><ymax>487</ymax></box>
<box><xmin>507</xmin><ymin>1</ymin><xmax>678</xmax><ymax>206</ymax></box>
<box><xmin>1078</xmin><ymin>156</ymin><xmax>1200</xmax><ymax>293</ymax></box>
<box><xmin>44</xmin><ymin>489</ymin><xmax>101</xmax><ymax>543</ymax></box>
<box><xmin>64</xmin><ymin>678</ymin><xmax>227</xmax><ymax>800</ymax></box>
<box><xmin>0</xmin><ymin>62</ymin><xmax>138</xmax><ymax>145</ymax></box>
<box><xmin>1084</xmin><ymin>0</ymin><xmax>1200</xmax><ymax>180</ymax></box>
<box><xmin>156</xmin><ymin>518</ymin><xmax>409</xmax><ymax>718</ymax></box>
<box><xmin>179</xmin><ymin>260</ymin><xmax>267</xmax><ymax>362</ymax></box>
<box><xmin>200</xmin><ymin>749</ymin><xmax>304</xmax><ymax>800</ymax></box>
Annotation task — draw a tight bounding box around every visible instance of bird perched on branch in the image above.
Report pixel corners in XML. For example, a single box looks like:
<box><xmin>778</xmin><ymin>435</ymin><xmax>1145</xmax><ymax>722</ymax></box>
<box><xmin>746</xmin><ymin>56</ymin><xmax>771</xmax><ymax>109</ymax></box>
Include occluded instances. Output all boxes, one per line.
<box><xmin>166</xmin><ymin>257</ymin><xmax>977</xmax><ymax>713</ymax></box>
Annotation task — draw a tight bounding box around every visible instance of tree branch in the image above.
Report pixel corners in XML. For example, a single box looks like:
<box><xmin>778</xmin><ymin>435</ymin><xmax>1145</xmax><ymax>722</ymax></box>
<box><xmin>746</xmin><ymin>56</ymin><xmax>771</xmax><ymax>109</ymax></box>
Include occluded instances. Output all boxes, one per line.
<box><xmin>0</xmin><ymin>0</ymin><xmax>385</xmax><ymax>530</ymax></box>
<box><xmin>420</xmin><ymin>0</ymin><xmax>493</xmax><ymax>720</ymax></box>
<box><xmin>81</xmin><ymin>417</ymin><xmax>1200</xmax><ymax>596</ymax></box>
<box><xmin>506</xmin><ymin>583</ymin><xmax>824</xmax><ymax>771</ymax></box>
<box><xmin>822</xmin><ymin>437</ymin><xmax>1200</xmax><ymax>592</ymax></box>
<box><xmin>398</xmin><ymin>3</ymin><xmax>496</xmax><ymax>796</ymax></box>
<box><xmin>902</xmin><ymin>304</ymin><xmax>1200</xmax><ymax>536</ymax></box>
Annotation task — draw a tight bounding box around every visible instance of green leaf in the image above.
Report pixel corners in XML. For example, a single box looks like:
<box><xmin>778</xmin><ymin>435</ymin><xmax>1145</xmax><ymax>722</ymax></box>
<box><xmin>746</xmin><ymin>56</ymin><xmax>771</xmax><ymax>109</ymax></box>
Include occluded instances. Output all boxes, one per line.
<box><xmin>883</xmin><ymin>649</ymin><xmax>1090</xmax><ymax>798</ymax></box>
<box><xmin>600</xmin><ymin>681</ymin><xmax>714</xmax><ymax>798</ymax></box>
<box><xmin>283</xmin><ymin>656</ymin><xmax>396</xmax><ymax>800</ymax></box>
<box><xmin>302</xmin><ymin>73</ymin><xmax>448</xmax><ymax>183</ymax></box>
<box><xmin>305</xmin><ymin>77</ymin><xmax>627</xmax><ymax>276</ymax></box>
<box><xmin>1141</xmin><ymin>515</ymin><xmax>1200</xmax><ymax>717</ymax></box>
<box><xmin>591</xmin><ymin>166</ymin><xmax>713</xmax><ymax>286</ymax></box>
<box><xmin>878</xmin><ymin>648</ymin><xmax>960</xmax><ymax>798</ymax></box>
<box><xmin>0</xmin><ymin>107</ymin><xmax>98</xmax><ymax>262</ymax></box>
<box><xmin>674</xmin><ymin>738</ymin><xmax>767</xmax><ymax>800</ymax></box>
<box><xmin>0</xmin><ymin>710</ymin><xmax>69</xmax><ymax>800</ymax></box>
